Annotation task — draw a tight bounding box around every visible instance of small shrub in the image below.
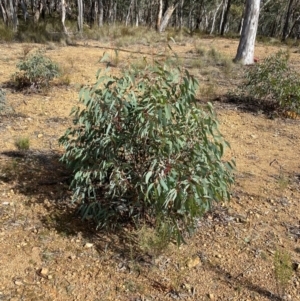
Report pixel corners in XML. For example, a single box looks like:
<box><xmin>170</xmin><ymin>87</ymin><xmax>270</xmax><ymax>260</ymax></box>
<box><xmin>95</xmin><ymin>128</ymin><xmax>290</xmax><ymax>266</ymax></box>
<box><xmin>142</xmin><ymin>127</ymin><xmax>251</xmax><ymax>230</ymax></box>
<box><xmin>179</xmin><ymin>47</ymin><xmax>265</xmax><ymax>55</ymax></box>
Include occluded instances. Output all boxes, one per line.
<box><xmin>12</xmin><ymin>50</ymin><xmax>60</xmax><ymax>90</ymax></box>
<box><xmin>136</xmin><ymin>222</ymin><xmax>171</xmax><ymax>256</ymax></box>
<box><xmin>241</xmin><ymin>50</ymin><xmax>300</xmax><ymax>115</ymax></box>
<box><xmin>0</xmin><ymin>88</ymin><xmax>13</xmax><ymax>114</ymax></box>
<box><xmin>0</xmin><ymin>89</ymin><xmax>6</xmax><ymax>111</ymax></box>
<box><xmin>59</xmin><ymin>59</ymin><xmax>235</xmax><ymax>244</ymax></box>
<box><xmin>21</xmin><ymin>44</ymin><xmax>34</xmax><ymax>58</ymax></box>
<box><xmin>15</xmin><ymin>137</ymin><xmax>30</xmax><ymax>151</ymax></box>
<box><xmin>274</xmin><ymin>249</ymin><xmax>293</xmax><ymax>297</ymax></box>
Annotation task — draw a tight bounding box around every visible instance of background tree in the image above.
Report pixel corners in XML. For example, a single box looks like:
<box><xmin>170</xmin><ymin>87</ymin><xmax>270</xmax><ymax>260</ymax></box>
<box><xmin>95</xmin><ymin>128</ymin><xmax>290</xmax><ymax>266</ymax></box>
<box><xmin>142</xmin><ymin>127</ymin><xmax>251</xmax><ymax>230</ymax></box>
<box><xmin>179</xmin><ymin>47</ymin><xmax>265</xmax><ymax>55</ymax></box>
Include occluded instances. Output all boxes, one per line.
<box><xmin>234</xmin><ymin>0</ymin><xmax>260</xmax><ymax>65</ymax></box>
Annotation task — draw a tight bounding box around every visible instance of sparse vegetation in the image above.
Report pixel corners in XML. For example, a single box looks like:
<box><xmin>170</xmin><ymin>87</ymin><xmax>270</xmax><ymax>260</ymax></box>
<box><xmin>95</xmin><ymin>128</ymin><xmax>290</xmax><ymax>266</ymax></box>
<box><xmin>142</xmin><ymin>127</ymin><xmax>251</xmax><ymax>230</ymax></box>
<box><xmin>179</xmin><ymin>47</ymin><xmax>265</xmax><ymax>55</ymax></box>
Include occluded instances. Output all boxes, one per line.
<box><xmin>274</xmin><ymin>249</ymin><xmax>293</xmax><ymax>297</ymax></box>
<box><xmin>241</xmin><ymin>50</ymin><xmax>300</xmax><ymax>115</ymax></box>
<box><xmin>0</xmin><ymin>88</ymin><xmax>6</xmax><ymax>111</ymax></box>
<box><xmin>12</xmin><ymin>50</ymin><xmax>60</xmax><ymax>91</ymax></box>
<box><xmin>14</xmin><ymin>137</ymin><xmax>30</xmax><ymax>151</ymax></box>
<box><xmin>0</xmin><ymin>35</ymin><xmax>299</xmax><ymax>301</ymax></box>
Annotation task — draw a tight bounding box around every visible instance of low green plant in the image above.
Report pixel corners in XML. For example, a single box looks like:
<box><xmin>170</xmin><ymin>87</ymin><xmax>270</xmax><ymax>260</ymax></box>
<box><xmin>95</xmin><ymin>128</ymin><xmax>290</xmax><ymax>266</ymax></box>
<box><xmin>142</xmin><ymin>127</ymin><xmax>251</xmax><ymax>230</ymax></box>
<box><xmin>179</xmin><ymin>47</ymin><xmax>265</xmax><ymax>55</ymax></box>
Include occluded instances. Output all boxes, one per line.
<box><xmin>59</xmin><ymin>57</ymin><xmax>235</xmax><ymax>244</ymax></box>
<box><xmin>241</xmin><ymin>50</ymin><xmax>300</xmax><ymax>115</ymax></box>
<box><xmin>136</xmin><ymin>221</ymin><xmax>172</xmax><ymax>256</ymax></box>
<box><xmin>274</xmin><ymin>249</ymin><xmax>293</xmax><ymax>297</ymax></box>
<box><xmin>12</xmin><ymin>50</ymin><xmax>60</xmax><ymax>90</ymax></box>
<box><xmin>0</xmin><ymin>88</ymin><xmax>6</xmax><ymax>111</ymax></box>
<box><xmin>15</xmin><ymin>137</ymin><xmax>30</xmax><ymax>151</ymax></box>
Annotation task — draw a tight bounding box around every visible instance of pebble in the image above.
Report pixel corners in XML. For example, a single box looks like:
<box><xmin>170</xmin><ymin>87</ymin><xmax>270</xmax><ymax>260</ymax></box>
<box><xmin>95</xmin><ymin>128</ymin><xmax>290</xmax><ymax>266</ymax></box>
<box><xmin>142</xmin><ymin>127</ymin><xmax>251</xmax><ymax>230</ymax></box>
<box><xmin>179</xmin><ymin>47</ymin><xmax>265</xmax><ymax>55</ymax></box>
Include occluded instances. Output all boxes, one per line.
<box><xmin>40</xmin><ymin>268</ymin><xmax>49</xmax><ymax>276</ymax></box>
<box><xmin>37</xmin><ymin>134</ymin><xmax>43</xmax><ymax>138</ymax></box>
<box><xmin>14</xmin><ymin>280</ymin><xmax>23</xmax><ymax>286</ymax></box>
<box><xmin>186</xmin><ymin>256</ymin><xmax>201</xmax><ymax>269</ymax></box>
<box><xmin>208</xmin><ymin>293</ymin><xmax>214</xmax><ymax>300</ymax></box>
<box><xmin>84</xmin><ymin>243</ymin><xmax>93</xmax><ymax>248</ymax></box>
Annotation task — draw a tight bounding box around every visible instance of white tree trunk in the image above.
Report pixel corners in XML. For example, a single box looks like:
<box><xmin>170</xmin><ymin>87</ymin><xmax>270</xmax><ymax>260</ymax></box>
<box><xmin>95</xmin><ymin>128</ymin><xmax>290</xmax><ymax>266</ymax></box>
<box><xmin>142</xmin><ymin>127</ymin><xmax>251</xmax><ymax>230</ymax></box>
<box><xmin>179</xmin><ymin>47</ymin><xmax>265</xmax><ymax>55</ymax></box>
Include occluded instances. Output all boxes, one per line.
<box><xmin>61</xmin><ymin>0</ymin><xmax>68</xmax><ymax>34</ymax></box>
<box><xmin>159</xmin><ymin>3</ymin><xmax>178</xmax><ymax>33</ymax></box>
<box><xmin>210</xmin><ymin>0</ymin><xmax>222</xmax><ymax>35</ymax></box>
<box><xmin>77</xmin><ymin>0</ymin><xmax>83</xmax><ymax>33</ymax></box>
<box><xmin>98</xmin><ymin>0</ymin><xmax>103</xmax><ymax>27</ymax></box>
<box><xmin>8</xmin><ymin>0</ymin><xmax>18</xmax><ymax>30</ymax></box>
<box><xmin>234</xmin><ymin>0</ymin><xmax>260</xmax><ymax>65</ymax></box>
<box><xmin>156</xmin><ymin>0</ymin><xmax>163</xmax><ymax>31</ymax></box>
<box><xmin>125</xmin><ymin>0</ymin><xmax>134</xmax><ymax>26</ymax></box>
<box><xmin>0</xmin><ymin>0</ymin><xmax>8</xmax><ymax>25</ymax></box>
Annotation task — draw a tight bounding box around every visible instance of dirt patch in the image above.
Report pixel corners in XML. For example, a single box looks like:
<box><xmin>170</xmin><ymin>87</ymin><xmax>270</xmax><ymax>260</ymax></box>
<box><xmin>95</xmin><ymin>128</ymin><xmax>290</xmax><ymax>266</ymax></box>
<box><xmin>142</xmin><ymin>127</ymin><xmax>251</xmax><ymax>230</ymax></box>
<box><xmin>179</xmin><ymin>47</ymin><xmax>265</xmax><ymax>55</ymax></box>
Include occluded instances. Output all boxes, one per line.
<box><xmin>0</xmin><ymin>38</ymin><xmax>299</xmax><ymax>301</ymax></box>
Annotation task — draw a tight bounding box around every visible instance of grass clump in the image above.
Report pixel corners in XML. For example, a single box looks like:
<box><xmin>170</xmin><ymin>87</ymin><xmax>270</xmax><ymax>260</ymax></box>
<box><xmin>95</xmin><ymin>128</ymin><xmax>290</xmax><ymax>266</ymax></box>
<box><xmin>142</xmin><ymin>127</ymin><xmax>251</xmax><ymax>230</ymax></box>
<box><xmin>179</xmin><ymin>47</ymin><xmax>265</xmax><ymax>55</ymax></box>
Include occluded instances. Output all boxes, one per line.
<box><xmin>0</xmin><ymin>23</ymin><xmax>14</xmax><ymax>42</ymax></box>
<box><xmin>241</xmin><ymin>50</ymin><xmax>300</xmax><ymax>116</ymax></box>
<box><xmin>274</xmin><ymin>249</ymin><xmax>293</xmax><ymax>297</ymax></box>
<box><xmin>59</xmin><ymin>56</ymin><xmax>235</xmax><ymax>244</ymax></box>
<box><xmin>0</xmin><ymin>89</ymin><xmax>6</xmax><ymax>111</ymax></box>
<box><xmin>15</xmin><ymin>137</ymin><xmax>30</xmax><ymax>151</ymax></box>
<box><xmin>12</xmin><ymin>50</ymin><xmax>60</xmax><ymax>91</ymax></box>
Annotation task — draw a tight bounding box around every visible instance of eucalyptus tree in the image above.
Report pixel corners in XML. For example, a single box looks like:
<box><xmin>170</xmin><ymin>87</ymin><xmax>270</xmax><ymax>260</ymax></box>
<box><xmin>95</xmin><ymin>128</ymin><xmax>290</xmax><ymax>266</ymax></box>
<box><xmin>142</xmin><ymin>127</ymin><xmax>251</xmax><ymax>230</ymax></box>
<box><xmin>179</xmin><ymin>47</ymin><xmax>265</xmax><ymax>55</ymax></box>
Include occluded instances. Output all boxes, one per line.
<box><xmin>234</xmin><ymin>0</ymin><xmax>260</xmax><ymax>65</ymax></box>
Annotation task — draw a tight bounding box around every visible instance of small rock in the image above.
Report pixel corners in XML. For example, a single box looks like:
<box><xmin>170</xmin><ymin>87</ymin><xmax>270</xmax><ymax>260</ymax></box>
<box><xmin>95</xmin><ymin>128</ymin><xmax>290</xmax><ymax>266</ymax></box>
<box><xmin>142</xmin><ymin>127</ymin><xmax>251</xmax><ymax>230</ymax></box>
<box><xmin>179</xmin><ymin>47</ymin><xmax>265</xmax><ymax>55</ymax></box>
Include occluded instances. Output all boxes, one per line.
<box><xmin>14</xmin><ymin>280</ymin><xmax>23</xmax><ymax>286</ymax></box>
<box><xmin>68</xmin><ymin>254</ymin><xmax>76</xmax><ymax>260</ymax></box>
<box><xmin>208</xmin><ymin>293</ymin><xmax>214</xmax><ymax>300</ymax></box>
<box><xmin>186</xmin><ymin>256</ymin><xmax>201</xmax><ymax>269</ymax></box>
<box><xmin>40</xmin><ymin>268</ymin><xmax>49</xmax><ymax>276</ymax></box>
<box><xmin>37</xmin><ymin>134</ymin><xmax>43</xmax><ymax>138</ymax></box>
<box><xmin>84</xmin><ymin>243</ymin><xmax>93</xmax><ymax>248</ymax></box>
<box><xmin>47</xmin><ymin>275</ymin><xmax>53</xmax><ymax>279</ymax></box>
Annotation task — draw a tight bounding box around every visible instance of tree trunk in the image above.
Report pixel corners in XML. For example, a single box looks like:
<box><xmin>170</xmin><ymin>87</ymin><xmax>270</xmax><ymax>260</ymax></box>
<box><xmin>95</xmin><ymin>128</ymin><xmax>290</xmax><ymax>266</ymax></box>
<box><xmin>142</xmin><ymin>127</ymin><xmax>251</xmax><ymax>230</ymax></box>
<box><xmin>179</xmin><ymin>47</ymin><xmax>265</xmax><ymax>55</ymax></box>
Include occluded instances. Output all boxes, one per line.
<box><xmin>0</xmin><ymin>0</ymin><xmax>8</xmax><ymax>25</ymax></box>
<box><xmin>282</xmin><ymin>0</ymin><xmax>294</xmax><ymax>41</ymax></box>
<box><xmin>20</xmin><ymin>0</ymin><xmax>28</xmax><ymax>21</ymax></box>
<box><xmin>98</xmin><ymin>0</ymin><xmax>103</xmax><ymax>26</ymax></box>
<box><xmin>77</xmin><ymin>0</ymin><xmax>83</xmax><ymax>32</ymax></box>
<box><xmin>159</xmin><ymin>2</ymin><xmax>178</xmax><ymax>32</ymax></box>
<box><xmin>34</xmin><ymin>0</ymin><xmax>44</xmax><ymax>23</ymax></box>
<box><xmin>156</xmin><ymin>0</ymin><xmax>163</xmax><ymax>31</ymax></box>
<box><xmin>210</xmin><ymin>0</ymin><xmax>222</xmax><ymax>35</ymax></box>
<box><xmin>135</xmin><ymin>0</ymin><xmax>139</xmax><ymax>27</ymax></box>
<box><xmin>220</xmin><ymin>0</ymin><xmax>231</xmax><ymax>35</ymax></box>
<box><xmin>287</xmin><ymin>15</ymin><xmax>300</xmax><ymax>39</ymax></box>
<box><xmin>61</xmin><ymin>0</ymin><xmax>68</xmax><ymax>34</ymax></box>
<box><xmin>179</xmin><ymin>0</ymin><xmax>184</xmax><ymax>29</ymax></box>
<box><xmin>234</xmin><ymin>0</ymin><xmax>260</xmax><ymax>65</ymax></box>
<box><xmin>125</xmin><ymin>0</ymin><xmax>134</xmax><ymax>26</ymax></box>
<box><xmin>90</xmin><ymin>0</ymin><xmax>98</xmax><ymax>27</ymax></box>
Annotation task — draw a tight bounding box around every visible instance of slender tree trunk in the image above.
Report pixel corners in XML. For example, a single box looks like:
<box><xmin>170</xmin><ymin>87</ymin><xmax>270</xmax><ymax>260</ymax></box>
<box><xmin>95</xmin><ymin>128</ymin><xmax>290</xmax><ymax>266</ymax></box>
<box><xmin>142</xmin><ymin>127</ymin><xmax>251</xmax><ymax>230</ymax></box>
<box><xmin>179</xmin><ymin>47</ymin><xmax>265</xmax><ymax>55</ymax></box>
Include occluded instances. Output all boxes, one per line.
<box><xmin>159</xmin><ymin>2</ymin><xmax>178</xmax><ymax>32</ymax></box>
<box><xmin>77</xmin><ymin>0</ymin><xmax>83</xmax><ymax>32</ymax></box>
<box><xmin>34</xmin><ymin>0</ymin><xmax>44</xmax><ymax>23</ymax></box>
<box><xmin>234</xmin><ymin>0</ymin><xmax>260</xmax><ymax>65</ymax></box>
<box><xmin>210</xmin><ymin>0</ymin><xmax>222</xmax><ymax>35</ymax></box>
<box><xmin>287</xmin><ymin>15</ymin><xmax>300</xmax><ymax>38</ymax></box>
<box><xmin>179</xmin><ymin>0</ymin><xmax>184</xmax><ymax>29</ymax></box>
<box><xmin>98</xmin><ymin>0</ymin><xmax>103</xmax><ymax>26</ymax></box>
<box><xmin>220</xmin><ymin>0</ymin><xmax>231</xmax><ymax>35</ymax></box>
<box><xmin>282</xmin><ymin>0</ymin><xmax>294</xmax><ymax>41</ymax></box>
<box><xmin>125</xmin><ymin>0</ymin><xmax>134</xmax><ymax>26</ymax></box>
<box><xmin>20</xmin><ymin>0</ymin><xmax>28</xmax><ymax>21</ymax></box>
<box><xmin>113</xmin><ymin>1</ymin><xmax>117</xmax><ymax>24</ymax></box>
<box><xmin>0</xmin><ymin>0</ymin><xmax>8</xmax><ymax>25</ymax></box>
<box><xmin>135</xmin><ymin>0</ymin><xmax>139</xmax><ymax>26</ymax></box>
<box><xmin>61</xmin><ymin>0</ymin><xmax>68</xmax><ymax>34</ymax></box>
<box><xmin>156</xmin><ymin>0</ymin><xmax>163</xmax><ymax>31</ymax></box>
<box><xmin>90</xmin><ymin>0</ymin><xmax>98</xmax><ymax>27</ymax></box>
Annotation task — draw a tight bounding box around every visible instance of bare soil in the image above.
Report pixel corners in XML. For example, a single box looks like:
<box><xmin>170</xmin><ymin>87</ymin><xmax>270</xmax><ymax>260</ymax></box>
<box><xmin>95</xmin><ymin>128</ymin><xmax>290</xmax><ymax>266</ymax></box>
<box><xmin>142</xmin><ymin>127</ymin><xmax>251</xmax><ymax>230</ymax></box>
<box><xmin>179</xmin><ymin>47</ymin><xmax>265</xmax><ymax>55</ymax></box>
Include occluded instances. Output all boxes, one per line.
<box><xmin>0</xmin><ymin>37</ymin><xmax>299</xmax><ymax>301</ymax></box>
